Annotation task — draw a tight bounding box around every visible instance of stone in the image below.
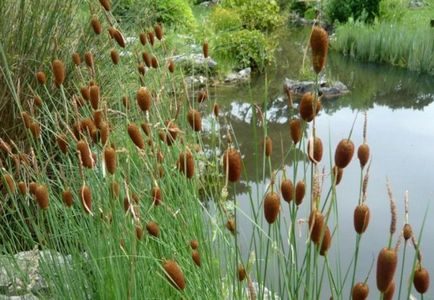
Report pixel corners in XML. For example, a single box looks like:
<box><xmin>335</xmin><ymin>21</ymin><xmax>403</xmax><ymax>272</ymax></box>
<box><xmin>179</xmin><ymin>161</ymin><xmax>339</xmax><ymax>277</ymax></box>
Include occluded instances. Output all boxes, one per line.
<box><xmin>284</xmin><ymin>78</ymin><xmax>349</xmax><ymax>99</ymax></box>
<box><xmin>224</xmin><ymin>68</ymin><xmax>251</xmax><ymax>84</ymax></box>
<box><xmin>171</xmin><ymin>54</ymin><xmax>218</xmax><ymax>69</ymax></box>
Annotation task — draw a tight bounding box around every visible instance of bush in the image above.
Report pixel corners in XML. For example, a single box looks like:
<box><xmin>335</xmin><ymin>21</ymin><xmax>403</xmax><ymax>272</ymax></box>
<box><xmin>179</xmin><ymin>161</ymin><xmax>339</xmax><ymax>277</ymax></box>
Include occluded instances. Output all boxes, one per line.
<box><xmin>379</xmin><ymin>0</ymin><xmax>407</xmax><ymax>22</ymax></box>
<box><xmin>326</xmin><ymin>0</ymin><xmax>381</xmax><ymax>24</ymax></box>
<box><xmin>210</xmin><ymin>7</ymin><xmax>242</xmax><ymax>32</ymax></box>
<box><xmin>213</xmin><ymin>29</ymin><xmax>275</xmax><ymax>70</ymax></box>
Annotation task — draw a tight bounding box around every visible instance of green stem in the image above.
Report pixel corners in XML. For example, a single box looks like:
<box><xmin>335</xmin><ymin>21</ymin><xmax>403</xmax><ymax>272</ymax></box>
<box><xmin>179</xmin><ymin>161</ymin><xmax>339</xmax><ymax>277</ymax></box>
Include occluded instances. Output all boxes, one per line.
<box><xmin>397</xmin><ymin>243</ymin><xmax>407</xmax><ymax>300</ymax></box>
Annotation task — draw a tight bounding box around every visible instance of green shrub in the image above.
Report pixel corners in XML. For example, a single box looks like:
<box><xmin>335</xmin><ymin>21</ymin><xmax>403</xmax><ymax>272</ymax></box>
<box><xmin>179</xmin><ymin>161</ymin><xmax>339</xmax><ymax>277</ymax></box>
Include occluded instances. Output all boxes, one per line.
<box><xmin>326</xmin><ymin>0</ymin><xmax>381</xmax><ymax>24</ymax></box>
<box><xmin>213</xmin><ymin>29</ymin><xmax>275</xmax><ymax>70</ymax></box>
<box><xmin>210</xmin><ymin>7</ymin><xmax>242</xmax><ymax>32</ymax></box>
<box><xmin>379</xmin><ymin>0</ymin><xmax>407</xmax><ymax>22</ymax></box>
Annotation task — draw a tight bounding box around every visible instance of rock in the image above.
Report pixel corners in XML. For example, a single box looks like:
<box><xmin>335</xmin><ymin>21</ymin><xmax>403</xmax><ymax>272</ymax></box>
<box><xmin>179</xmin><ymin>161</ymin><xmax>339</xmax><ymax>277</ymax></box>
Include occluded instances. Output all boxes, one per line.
<box><xmin>284</xmin><ymin>78</ymin><xmax>349</xmax><ymax>99</ymax></box>
<box><xmin>224</xmin><ymin>68</ymin><xmax>251</xmax><ymax>84</ymax></box>
<box><xmin>171</xmin><ymin>54</ymin><xmax>218</xmax><ymax>70</ymax></box>
<box><xmin>0</xmin><ymin>294</ymin><xmax>39</xmax><ymax>300</ymax></box>
<box><xmin>184</xmin><ymin>75</ymin><xmax>208</xmax><ymax>88</ymax></box>
<box><xmin>409</xmin><ymin>0</ymin><xmax>425</xmax><ymax>8</ymax></box>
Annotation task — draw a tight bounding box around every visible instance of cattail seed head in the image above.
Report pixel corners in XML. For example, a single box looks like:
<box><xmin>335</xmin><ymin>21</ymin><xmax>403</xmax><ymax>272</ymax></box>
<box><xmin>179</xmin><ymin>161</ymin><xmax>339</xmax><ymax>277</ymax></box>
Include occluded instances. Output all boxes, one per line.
<box><xmin>413</xmin><ymin>267</ymin><xmax>430</xmax><ymax>294</ymax></box>
<box><xmin>213</xmin><ymin>103</ymin><xmax>220</xmax><ymax>117</ymax></box>
<box><xmin>310</xmin><ymin>26</ymin><xmax>328</xmax><ymax>74</ymax></box>
<box><xmin>35</xmin><ymin>184</ymin><xmax>49</xmax><ymax>209</ymax></box>
<box><xmin>357</xmin><ymin>144</ymin><xmax>370</xmax><ymax>168</ymax></box>
<box><xmin>308</xmin><ymin>136</ymin><xmax>323</xmax><ymax>163</ymax></box>
<box><xmin>163</xmin><ymin>260</ymin><xmax>185</xmax><ymax>290</ymax></box>
<box><xmin>80</xmin><ymin>86</ymin><xmax>90</xmax><ymax>101</ymax></box>
<box><xmin>128</xmin><ymin>123</ymin><xmax>145</xmax><ymax>149</ymax></box>
<box><xmin>299</xmin><ymin>93</ymin><xmax>319</xmax><ymax>122</ymax></box>
<box><xmin>264</xmin><ymin>191</ymin><xmax>280</xmax><ymax>224</ymax></box>
<box><xmin>151</xmin><ymin>56</ymin><xmax>159</xmax><ymax>68</ymax></box>
<box><xmin>52</xmin><ymin>59</ymin><xmax>65</xmax><ymax>86</ymax></box>
<box><xmin>113</xmin><ymin>29</ymin><xmax>126</xmax><ymax>48</ymax></box>
<box><xmin>21</xmin><ymin>112</ymin><xmax>32</xmax><ymax>129</ymax></box>
<box><xmin>77</xmin><ymin>140</ymin><xmax>94</xmax><ymax>168</ymax></box>
<box><xmin>281</xmin><ymin>179</ymin><xmax>293</xmax><ymax>203</ymax></box>
<box><xmin>295</xmin><ymin>180</ymin><xmax>305</xmax><ymax>206</ymax></box>
<box><xmin>142</xmin><ymin>52</ymin><xmax>151</xmax><ymax>67</ymax></box>
<box><xmin>146</xmin><ymin>221</ymin><xmax>160</xmax><ymax>237</ymax></box>
<box><xmin>190</xmin><ymin>240</ymin><xmax>199</xmax><ymax>249</ymax></box>
<box><xmin>308</xmin><ymin>210</ymin><xmax>325</xmax><ymax>244</ymax></box>
<box><xmin>139</xmin><ymin>33</ymin><xmax>147</xmax><ymax>45</ymax></box>
<box><xmin>319</xmin><ymin>225</ymin><xmax>331</xmax><ymax>256</ymax></box>
<box><xmin>135</xmin><ymin>225</ymin><xmax>144</xmax><ymax>240</ymax></box>
<box><xmin>168</xmin><ymin>59</ymin><xmax>175</xmax><ymax>73</ymax></box>
<box><xmin>18</xmin><ymin>181</ymin><xmax>27</xmax><ymax>195</ymax></box>
<box><xmin>376</xmin><ymin>248</ymin><xmax>398</xmax><ymax>292</ymax></box>
<box><xmin>110</xmin><ymin>180</ymin><xmax>120</xmax><ymax>198</ymax></box>
<box><xmin>192</xmin><ymin>250</ymin><xmax>201</xmax><ymax>267</ymax></box>
<box><xmin>84</xmin><ymin>51</ymin><xmax>94</xmax><ymax>70</ymax></box>
<box><xmin>56</xmin><ymin>134</ymin><xmax>69</xmax><ymax>154</ymax></box>
<box><xmin>29</xmin><ymin>182</ymin><xmax>38</xmax><ymax>195</ymax></box>
<box><xmin>62</xmin><ymin>189</ymin><xmax>73</xmax><ymax>207</ymax></box>
<box><xmin>238</xmin><ymin>265</ymin><xmax>246</xmax><ymax>281</ymax></box>
<box><xmin>289</xmin><ymin>119</ymin><xmax>302</xmax><ymax>144</ymax></box>
<box><xmin>104</xmin><ymin>147</ymin><xmax>116</xmax><ymax>175</ymax></box>
<box><xmin>122</xmin><ymin>96</ymin><xmax>129</xmax><ymax>109</ymax></box>
<box><xmin>177</xmin><ymin>151</ymin><xmax>195</xmax><ymax>179</ymax></box>
<box><xmin>91</xmin><ymin>16</ymin><xmax>102</xmax><ymax>34</ymax></box>
<box><xmin>137</xmin><ymin>87</ymin><xmax>151</xmax><ymax>112</ymax></box>
<box><xmin>148</xmin><ymin>31</ymin><xmax>155</xmax><ymax>46</ymax></box>
<box><xmin>226</xmin><ymin>218</ymin><xmax>236</xmax><ymax>234</ymax></box>
<box><xmin>100</xmin><ymin>122</ymin><xmax>109</xmax><ymax>145</ymax></box>
<box><xmin>72</xmin><ymin>52</ymin><xmax>81</xmax><ymax>66</ymax></box>
<box><xmin>203</xmin><ymin>41</ymin><xmax>209</xmax><ymax>58</ymax></box>
<box><xmin>263</xmin><ymin>136</ymin><xmax>272</xmax><ymax>157</ymax></box>
<box><xmin>33</xmin><ymin>96</ymin><xmax>42</xmax><ymax>107</ymax></box>
<box><xmin>110</xmin><ymin>49</ymin><xmax>119</xmax><ymax>65</ymax></box>
<box><xmin>354</xmin><ymin>204</ymin><xmax>370</xmax><ymax>234</ymax></box>
<box><xmin>223</xmin><ymin>148</ymin><xmax>242</xmax><ymax>183</ymax></box>
<box><xmin>99</xmin><ymin>0</ymin><xmax>111</xmax><ymax>11</ymax></box>
<box><xmin>79</xmin><ymin>185</ymin><xmax>92</xmax><ymax>214</ymax></box>
<box><xmin>334</xmin><ymin>139</ymin><xmax>354</xmax><ymax>168</ymax></box>
<box><xmin>151</xmin><ymin>186</ymin><xmax>162</xmax><ymax>206</ymax></box>
<box><xmin>30</xmin><ymin>122</ymin><xmax>41</xmax><ymax>138</ymax></box>
<box><xmin>138</xmin><ymin>63</ymin><xmax>145</xmax><ymax>75</ymax></box>
<box><xmin>352</xmin><ymin>282</ymin><xmax>369</xmax><ymax>300</ymax></box>
<box><xmin>332</xmin><ymin>166</ymin><xmax>343</xmax><ymax>185</ymax></box>
<box><xmin>36</xmin><ymin>71</ymin><xmax>46</xmax><ymax>85</ymax></box>
<box><xmin>154</xmin><ymin>24</ymin><xmax>163</xmax><ymax>40</ymax></box>
<box><xmin>403</xmin><ymin>223</ymin><xmax>412</xmax><ymax>241</ymax></box>
<box><xmin>141</xmin><ymin>123</ymin><xmax>151</xmax><ymax>137</ymax></box>
<box><xmin>3</xmin><ymin>174</ymin><xmax>15</xmax><ymax>193</ymax></box>
<box><xmin>93</xmin><ymin>111</ymin><xmax>103</xmax><ymax>129</ymax></box>
<box><xmin>197</xmin><ymin>89</ymin><xmax>208</xmax><ymax>103</ymax></box>
<box><xmin>89</xmin><ymin>85</ymin><xmax>100</xmax><ymax>110</ymax></box>
<box><xmin>384</xmin><ymin>281</ymin><xmax>395</xmax><ymax>300</ymax></box>
<box><xmin>187</xmin><ymin>109</ymin><xmax>202</xmax><ymax>132</ymax></box>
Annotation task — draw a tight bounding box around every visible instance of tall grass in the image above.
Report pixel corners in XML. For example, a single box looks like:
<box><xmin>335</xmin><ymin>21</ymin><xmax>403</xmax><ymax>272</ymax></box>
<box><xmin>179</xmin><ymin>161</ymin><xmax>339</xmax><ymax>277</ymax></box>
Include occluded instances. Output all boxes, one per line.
<box><xmin>332</xmin><ymin>20</ymin><xmax>434</xmax><ymax>74</ymax></box>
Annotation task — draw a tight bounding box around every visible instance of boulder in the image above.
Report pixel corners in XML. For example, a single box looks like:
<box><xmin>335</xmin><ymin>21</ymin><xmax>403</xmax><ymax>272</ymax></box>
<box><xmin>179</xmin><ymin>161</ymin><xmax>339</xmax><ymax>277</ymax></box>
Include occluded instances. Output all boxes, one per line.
<box><xmin>284</xmin><ymin>78</ymin><xmax>349</xmax><ymax>99</ymax></box>
<box><xmin>224</xmin><ymin>68</ymin><xmax>251</xmax><ymax>84</ymax></box>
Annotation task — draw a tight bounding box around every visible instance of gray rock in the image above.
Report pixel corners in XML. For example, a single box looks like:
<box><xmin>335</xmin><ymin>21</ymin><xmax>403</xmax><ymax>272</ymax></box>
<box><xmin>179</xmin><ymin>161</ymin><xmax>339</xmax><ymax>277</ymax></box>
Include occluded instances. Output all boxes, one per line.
<box><xmin>409</xmin><ymin>0</ymin><xmax>425</xmax><ymax>7</ymax></box>
<box><xmin>0</xmin><ymin>294</ymin><xmax>39</xmax><ymax>300</ymax></box>
<box><xmin>284</xmin><ymin>78</ymin><xmax>349</xmax><ymax>99</ymax></box>
<box><xmin>185</xmin><ymin>75</ymin><xmax>208</xmax><ymax>88</ymax></box>
<box><xmin>224</xmin><ymin>68</ymin><xmax>251</xmax><ymax>84</ymax></box>
<box><xmin>171</xmin><ymin>54</ymin><xmax>218</xmax><ymax>69</ymax></box>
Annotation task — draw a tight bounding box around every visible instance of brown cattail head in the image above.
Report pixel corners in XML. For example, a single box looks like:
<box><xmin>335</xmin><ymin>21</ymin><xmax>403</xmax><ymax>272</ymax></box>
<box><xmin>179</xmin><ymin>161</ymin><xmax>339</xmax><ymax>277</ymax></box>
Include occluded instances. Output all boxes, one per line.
<box><xmin>151</xmin><ymin>186</ymin><xmax>162</xmax><ymax>206</ymax></box>
<box><xmin>334</xmin><ymin>139</ymin><xmax>354</xmax><ymax>168</ymax></box>
<box><xmin>52</xmin><ymin>59</ymin><xmax>65</xmax><ymax>86</ymax></box>
<box><xmin>80</xmin><ymin>185</ymin><xmax>92</xmax><ymax>214</ymax></box>
<box><xmin>403</xmin><ymin>223</ymin><xmax>412</xmax><ymax>241</ymax></box>
<box><xmin>100</xmin><ymin>122</ymin><xmax>110</xmax><ymax>145</ymax></box>
<box><xmin>332</xmin><ymin>166</ymin><xmax>343</xmax><ymax>185</ymax></box>
<box><xmin>18</xmin><ymin>182</ymin><xmax>27</xmax><ymax>195</ymax></box>
<box><xmin>177</xmin><ymin>151</ymin><xmax>195</xmax><ymax>179</ymax></box>
<box><xmin>122</xmin><ymin>96</ymin><xmax>129</xmax><ymax>109</ymax></box>
<box><xmin>264</xmin><ymin>191</ymin><xmax>280</xmax><ymax>224</ymax></box>
<box><xmin>84</xmin><ymin>51</ymin><xmax>94</xmax><ymax>70</ymax></box>
<box><xmin>72</xmin><ymin>52</ymin><xmax>81</xmax><ymax>66</ymax></box>
<box><xmin>213</xmin><ymin>103</ymin><xmax>220</xmax><ymax>117</ymax></box>
<box><xmin>141</xmin><ymin>123</ymin><xmax>151</xmax><ymax>137</ymax></box>
<box><xmin>110</xmin><ymin>180</ymin><xmax>120</xmax><ymax>198</ymax></box>
<box><xmin>80</xmin><ymin>86</ymin><xmax>90</xmax><ymax>101</ymax></box>
<box><xmin>89</xmin><ymin>85</ymin><xmax>100</xmax><ymax>110</ymax></box>
<box><xmin>128</xmin><ymin>124</ymin><xmax>145</xmax><ymax>149</ymax></box>
<box><xmin>192</xmin><ymin>250</ymin><xmax>201</xmax><ymax>267</ymax></box>
<box><xmin>310</xmin><ymin>26</ymin><xmax>328</xmax><ymax>74</ymax></box>
<box><xmin>295</xmin><ymin>180</ymin><xmax>305</xmax><ymax>206</ymax></box>
<box><xmin>142</xmin><ymin>52</ymin><xmax>151</xmax><ymax>67</ymax></box>
<box><xmin>138</xmin><ymin>63</ymin><xmax>145</xmax><ymax>75</ymax></box>
<box><xmin>357</xmin><ymin>144</ymin><xmax>370</xmax><ymax>168</ymax></box>
<box><xmin>187</xmin><ymin>109</ymin><xmax>202</xmax><ymax>132</ymax></box>
<box><xmin>29</xmin><ymin>182</ymin><xmax>38</xmax><ymax>195</ymax></box>
<box><xmin>99</xmin><ymin>0</ymin><xmax>111</xmax><ymax>11</ymax></box>
<box><xmin>30</xmin><ymin>122</ymin><xmax>41</xmax><ymax>138</ymax></box>
<box><xmin>263</xmin><ymin>136</ymin><xmax>272</xmax><ymax>157</ymax></box>
<box><xmin>281</xmin><ymin>179</ymin><xmax>293</xmax><ymax>203</ymax></box>
<box><xmin>21</xmin><ymin>112</ymin><xmax>32</xmax><ymax>129</ymax></box>
<box><xmin>36</xmin><ymin>71</ymin><xmax>46</xmax><ymax>85</ymax></box>
<box><xmin>35</xmin><ymin>185</ymin><xmax>49</xmax><ymax>209</ymax></box>
<box><xmin>168</xmin><ymin>59</ymin><xmax>175</xmax><ymax>73</ymax></box>
<box><xmin>139</xmin><ymin>32</ymin><xmax>147</xmax><ymax>45</ymax></box>
<box><xmin>352</xmin><ymin>282</ymin><xmax>369</xmax><ymax>300</ymax></box>
<box><xmin>77</xmin><ymin>140</ymin><xmax>94</xmax><ymax>168</ymax></box>
<box><xmin>113</xmin><ymin>29</ymin><xmax>126</xmax><ymax>48</ymax></box>
<box><xmin>289</xmin><ymin>119</ymin><xmax>302</xmax><ymax>144</ymax></box>
<box><xmin>146</xmin><ymin>221</ymin><xmax>160</xmax><ymax>237</ymax></box>
<box><xmin>135</xmin><ymin>225</ymin><xmax>144</xmax><ymax>240</ymax></box>
<box><xmin>62</xmin><ymin>189</ymin><xmax>73</xmax><ymax>207</ymax></box>
<box><xmin>154</xmin><ymin>24</ymin><xmax>163</xmax><ymax>40</ymax></box>
<box><xmin>238</xmin><ymin>265</ymin><xmax>247</xmax><ymax>281</ymax></box>
<box><xmin>308</xmin><ymin>210</ymin><xmax>325</xmax><ymax>244</ymax></box>
<box><xmin>203</xmin><ymin>41</ymin><xmax>209</xmax><ymax>58</ymax></box>
<box><xmin>299</xmin><ymin>93</ymin><xmax>319</xmax><ymax>122</ymax></box>
<box><xmin>91</xmin><ymin>16</ymin><xmax>102</xmax><ymax>34</ymax></box>
<box><xmin>110</xmin><ymin>49</ymin><xmax>120</xmax><ymax>65</ymax></box>
<box><xmin>190</xmin><ymin>240</ymin><xmax>199</xmax><ymax>249</ymax></box>
<box><xmin>151</xmin><ymin>56</ymin><xmax>159</xmax><ymax>68</ymax></box>
<box><xmin>354</xmin><ymin>204</ymin><xmax>370</xmax><ymax>234</ymax></box>
<box><xmin>413</xmin><ymin>266</ymin><xmax>430</xmax><ymax>294</ymax></box>
<box><xmin>56</xmin><ymin>134</ymin><xmax>69</xmax><ymax>154</ymax></box>
<box><xmin>148</xmin><ymin>31</ymin><xmax>155</xmax><ymax>46</ymax></box>
<box><xmin>93</xmin><ymin>111</ymin><xmax>103</xmax><ymax>129</ymax></box>
<box><xmin>223</xmin><ymin>148</ymin><xmax>242</xmax><ymax>183</ymax></box>
<box><xmin>226</xmin><ymin>218</ymin><xmax>236</xmax><ymax>235</ymax></box>
<box><xmin>307</xmin><ymin>137</ymin><xmax>323</xmax><ymax>163</ymax></box>
<box><xmin>384</xmin><ymin>280</ymin><xmax>395</xmax><ymax>300</ymax></box>
<box><xmin>137</xmin><ymin>87</ymin><xmax>151</xmax><ymax>112</ymax></box>
<box><xmin>104</xmin><ymin>147</ymin><xmax>116</xmax><ymax>175</ymax></box>
<box><xmin>33</xmin><ymin>96</ymin><xmax>42</xmax><ymax>107</ymax></box>
<box><xmin>163</xmin><ymin>260</ymin><xmax>186</xmax><ymax>290</ymax></box>
<box><xmin>3</xmin><ymin>174</ymin><xmax>15</xmax><ymax>193</ymax></box>
<box><xmin>197</xmin><ymin>89</ymin><xmax>208</xmax><ymax>103</ymax></box>
<box><xmin>376</xmin><ymin>248</ymin><xmax>398</xmax><ymax>292</ymax></box>
<box><xmin>319</xmin><ymin>225</ymin><xmax>331</xmax><ymax>256</ymax></box>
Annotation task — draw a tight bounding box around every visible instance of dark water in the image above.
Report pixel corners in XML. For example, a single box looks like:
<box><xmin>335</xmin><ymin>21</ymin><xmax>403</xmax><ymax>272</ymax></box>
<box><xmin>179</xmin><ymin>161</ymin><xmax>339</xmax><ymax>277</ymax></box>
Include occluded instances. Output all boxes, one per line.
<box><xmin>213</xmin><ymin>28</ymin><xmax>434</xmax><ymax>299</ymax></box>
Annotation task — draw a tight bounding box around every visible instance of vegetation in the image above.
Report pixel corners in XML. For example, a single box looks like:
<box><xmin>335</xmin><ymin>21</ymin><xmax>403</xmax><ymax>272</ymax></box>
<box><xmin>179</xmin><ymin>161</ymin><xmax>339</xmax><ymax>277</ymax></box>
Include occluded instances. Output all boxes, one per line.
<box><xmin>326</xmin><ymin>0</ymin><xmax>381</xmax><ymax>23</ymax></box>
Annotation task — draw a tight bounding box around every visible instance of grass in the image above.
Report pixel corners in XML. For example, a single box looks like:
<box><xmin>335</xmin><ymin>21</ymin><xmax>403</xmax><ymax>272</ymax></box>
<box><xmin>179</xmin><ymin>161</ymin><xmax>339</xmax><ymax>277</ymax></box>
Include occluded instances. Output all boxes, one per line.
<box><xmin>0</xmin><ymin>0</ymin><xmax>432</xmax><ymax>299</ymax></box>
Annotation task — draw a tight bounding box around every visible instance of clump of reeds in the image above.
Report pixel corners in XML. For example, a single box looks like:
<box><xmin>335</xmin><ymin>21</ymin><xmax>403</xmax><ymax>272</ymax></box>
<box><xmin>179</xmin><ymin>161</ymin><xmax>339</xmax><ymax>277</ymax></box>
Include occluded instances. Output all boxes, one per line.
<box><xmin>163</xmin><ymin>260</ymin><xmax>186</xmax><ymax>290</ymax></box>
<box><xmin>52</xmin><ymin>59</ymin><xmax>65</xmax><ymax>86</ymax></box>
<box><xmin>310</xmin><ymin>26</ymin><xmax>328</xmax><ymax>74</ymax></box>
<box><xmin>223</xmin><ymin>148</ymin><xmax>242</xmax><ymax>183</ymax></box>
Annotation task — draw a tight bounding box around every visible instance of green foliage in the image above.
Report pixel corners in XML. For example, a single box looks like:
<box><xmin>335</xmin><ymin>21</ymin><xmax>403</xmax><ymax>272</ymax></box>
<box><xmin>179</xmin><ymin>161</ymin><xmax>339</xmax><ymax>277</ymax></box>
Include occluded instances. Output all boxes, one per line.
<box><xmin>379</xmin><ymin>0</ymin><xmax>408</xmax><ymax>22</ymax></box>
<box><xmin>326</xmin><ymin>0</ymin><xmax>381</xmax><ymax>24</ymax></box>
<box><xmin>326</xmin><ymin>0</ymin><xmax>352</xmax><ymax>23</ymax></box>
<box><xmin>209</xmin><ymin>7</ymin><xmax>242</xmax><ymax>32</ymax></box>
<box><xmin>213</xmin><ymin>29</ymin><xmax>274</xmax><ymax>70</ymax></box>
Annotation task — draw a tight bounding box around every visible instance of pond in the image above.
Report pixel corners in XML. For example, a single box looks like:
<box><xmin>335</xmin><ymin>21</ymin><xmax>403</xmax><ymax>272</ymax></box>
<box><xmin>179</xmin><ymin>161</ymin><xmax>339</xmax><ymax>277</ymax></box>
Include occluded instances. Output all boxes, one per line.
<box><xmin>211</xmin><ymin>28</ymin><xmax>434</xmax><ymax>299</ymax></box>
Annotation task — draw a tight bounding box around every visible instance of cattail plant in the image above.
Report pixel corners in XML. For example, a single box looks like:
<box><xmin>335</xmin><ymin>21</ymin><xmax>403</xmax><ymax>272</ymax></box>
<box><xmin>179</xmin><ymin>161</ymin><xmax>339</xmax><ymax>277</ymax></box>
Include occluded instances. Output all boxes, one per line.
<box><xmin>18</xmin><ymin>182</ymin><xmax>27</xmax><ymax>195</ymax></box>
<box><xmin>226</xmin><ymin>218</ymin><xmax>236</xmax><ymax>235</ymax></box>
<box><xmin>127</xmin><ymin>124</ymin><xmax>145</xmax><ymax>149</ymax></box>
<box><xmin>142</xmin><ymin>52</ymin><xmax>151</xmax><ymax>68</ymax></box>
<box><xmin>295</xmin><ymin>180</ymin><xmax>305</xmax><ymax>206</ymax></box>
<box><xmin>319</xmin><ymin>225</ymin><xmax>331</xmax><ymax>256</ymax></box>
<box><xmin>281</xmin><ymin>178</ymin><xmax>293</xmax><ymax>203</ymax></box>
<box><xmin>177</xmin><ymin>151</ymin><xmax>194</xmax><ymax>179</ymax></box>
<box><xmin>190</xmin><ymin>240</ymin><xmax>199</xmax><ymax>249</ymax></box>
<box><xmin>308</xmin><ymin>209</ymin><xmax>325</xmax><ymax>244</ymax></box>
<box><xmin>72</xmin><ymin>52</ymin><xmax>81</xmax><ymax>66</ymax></box>
<box><xmin>89</xmin><ymin>85</ymin><xmax>100</xmax><ymax>110</ymax></box>
<box><xmin>52</xmin><ymin>59</ymin><xmax>65</xmax><ymax>86</ymax></box>
<box><xmin>307</xmin><ymin>136</ymin><xmax>323</xmax><ymax>163</ymax></box>
<box><xmin>187</xmin><ymin>109</ymin><xmax>202</xmax><ymax>132</ymax></box>
<box><xmin>238</xmin><ymin>265</ymin><xmax>246</xmax><ymax>281</ymax></box>
<box><xmin>148</xmin><ymin>31</ymin><xmax>155</xmax><ymax>46</ymax></box>
<box><xmin>192</xmin><ymin>250</ymin><xmax>201</xmax><ymax>267</ymax></box>
<box><xmin>203</xmin><ymin>41</ymin><xmax>209</xmax><ymax>58</ymax></box>
<box><xmin>91</xmin><ymin>16</ymin><xmax>102</xmax><ymax>35</ymax></box>
<box><xmin>136</xmin><ymin>87</ymin><xmax>151</xmax><ymax>112</ymax></box>
<box><xmin>334</xmin><ymin>139</ymin><xmax>354</xmax><ymax>168</ymax></box>
<box><xmin>168</xmin><ymin>59</ymin><xmax>175</xmax><ymax>73</ymax></box>
<box><xmin>413</xmin><ymin>265</ymin><xmax>430</xmax><ymax>294</ymax></box>
<box><xmin>289</xmin><ymin>119</ymin><xmax>302</xmax><ymax>144</ymax></box>
<box><xmin>264</xmin><ymin>191</ymin><xmax>280</xmax><ymax>224</ymax></box>
<box><xmin>376</xmin><ymin>247</ymin><xmax>398</xmax><ymax>292</ymax></box>
<box><xmin>80</xmin><ymin>86</ymin><xmax>90</xmax><ymax>101</ymax></box>
<box><xmin>80</xmin><ymin>185</ymin><xmax>92</xmax><ymax>214</ymax></box>
<box><xmin>332</xmin><ymin>166</ymin><xmax>343</xmax><ymax>185</ymax></box>
<box><xmin>352</xmin><ymin>282</ymin><xmax>369</xmax><ymax>300</ymax></box>
<box><xmin>151</xmin><ymin>56</ymin><xmax>159</xmax><ymax>68</ymax></box>
<box><xmin>197</xmin><ymin>90</ymin><xmax>208</xmax><ymax>103</ymax></box>
<box><xmin>139</xmin><ymin>33</ymin><xmax>147</xmax><ymax>45</ymax></box>
<box><xmin>384</xmin><ymin>281</ymin><xmax>395</xmax><ymax>300</ymax></box>
<box><xmin>62</xmin><ymin>189</ymin><xmax>73</xmax><ymax>207</ymax></box>
<box><xmin>99</xmin><ymin>0</ymin><xmax>111</xmax><ymax>11</ymax></box>
<box><xmin>104</xmin><ymin>147</ymin><xmax>116</xmax><ymax>175</ymax></box>
<box><xmin>354</xmin><ymin>204</ymin><xmax>370</xmax><ymax>234</ymax></box>
<box><xmin>310</xmin><ymin>26</ymin><xmax>328</xmax><ymax>74</ymax></box>
<box><xmin>299</xmin><ymin>92</ymin><xmax>319</xmax><ymax>122</ymax></box>
<box><xmin>213</xmin><ymin>103</ymin><xmax>220</xmax><ymax>118</ymax></box>
<box><xmin>146</xmin><ymin>221</ymin><xmax>160</xmax><ymax>237</ymax></box>
<box><xmin>56</xmin><ymin>134</ymin><xmax>69</xmax><ymax>154</ymax></box>
<box><xmin>35</xmin><ymin>184</ymin><xmax>49</xmax><ymax>209</ymax></box>
<box><xmin>36</xmin><ymin>71</ymin><xmax>46</xmax><ymax>85</ymax></box>
<box><xmin>33</xmin><ymin>96</ymin><xmax>42</xmax><ymax>107</ymax></box>
<box><xmin>163</xmin><ymin>260</ymin><xmax>186</xmax><ymax>290</ymax></box>
<box><xmin>110</xmin><ymin>49</ymin><xmax>119</xmax><ymax>65</ymax></box>
<box><xmin>77</xmin><ymin>140</ymin><xmax>94</xmax><ymax>168</ymax></box>
<box><xmin>263</xmin><ymin>136</ymin><xmax>272</xmax><ymax>157</ymax></box>
<box><xmin>154</xmin><ymin>24</ymin><xmax>163</xmax><ymax>40</ymax></box>
<box><xmin>84</xmin><ymin>51</ymin><xmax>94</xmax><ymax>72</ymax></box>
<box><xmin>151</xmin><ymin>186</ymin><xmax>162</xmax><ymax>206</ymax></box>
<box><xmin>21</xmin><ymin>112</ymin><xmax>31</xmax><ymax>129</ymax></box>
<box><xmin>113</xmin><ymin>29</ymin><xmax>126</xmax><ymax>48</ymax></box>
<box><xmin>29</xmin><ymin>182</ymin><xmax>38</xmax><ymax>195</ymax></box>
<box><xmin>3</xmin><ymin>173</ymin><xmax>15</xmax><ymax>193</ymax></box>
<box><xmin>223</xmin><ymin>148</ymin><xmax>242</xmax><ymax>183</ymax></box>
<box><xmin>30</xmin><ymin>122</ymin><xmax>41</xmax><ymax>138</ymax></box>
<box><xmin>100</xmin><ymin>122</ymin><xmax>110</xmax><ymax>145</ymax></box>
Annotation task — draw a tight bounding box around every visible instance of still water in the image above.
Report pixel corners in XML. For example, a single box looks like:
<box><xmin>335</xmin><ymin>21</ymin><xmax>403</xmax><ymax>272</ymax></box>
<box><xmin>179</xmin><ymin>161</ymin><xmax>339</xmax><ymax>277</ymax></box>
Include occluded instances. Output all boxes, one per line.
<box><xmin>212</xmin><ymin>28</ymin><xmax>434</xmax><ymax>299</ymax></box>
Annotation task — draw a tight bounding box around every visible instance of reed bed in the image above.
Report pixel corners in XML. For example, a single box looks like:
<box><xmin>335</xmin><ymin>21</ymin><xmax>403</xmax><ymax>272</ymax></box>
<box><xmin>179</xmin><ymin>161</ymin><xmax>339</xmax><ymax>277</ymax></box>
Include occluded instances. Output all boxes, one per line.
<box><xmin>0</xmin><ymin>1</ymin><xmax>432</xmax><ymax>299</ymax></box>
